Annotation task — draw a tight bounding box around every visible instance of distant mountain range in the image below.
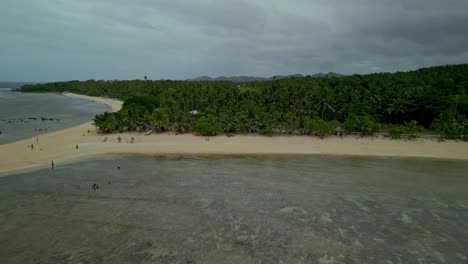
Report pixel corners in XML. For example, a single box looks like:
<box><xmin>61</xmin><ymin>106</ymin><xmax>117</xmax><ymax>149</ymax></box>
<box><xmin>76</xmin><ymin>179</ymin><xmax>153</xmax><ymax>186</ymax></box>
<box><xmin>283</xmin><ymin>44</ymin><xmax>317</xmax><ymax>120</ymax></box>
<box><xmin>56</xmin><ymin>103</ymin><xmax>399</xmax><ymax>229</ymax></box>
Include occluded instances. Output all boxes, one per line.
<box><xmin>1</xmin><ymin>73</ymin><xmax>343</xmax><ymax>87</ymax></box>
<box><xmin>189</xmin><ymin>72</ymin><xmax>342</xmax><ymax>82</ymax></box>
<box><xmin>0</xmin><ymin>82</ymin><xmax>39</xmax><ymax>88</ymax></box>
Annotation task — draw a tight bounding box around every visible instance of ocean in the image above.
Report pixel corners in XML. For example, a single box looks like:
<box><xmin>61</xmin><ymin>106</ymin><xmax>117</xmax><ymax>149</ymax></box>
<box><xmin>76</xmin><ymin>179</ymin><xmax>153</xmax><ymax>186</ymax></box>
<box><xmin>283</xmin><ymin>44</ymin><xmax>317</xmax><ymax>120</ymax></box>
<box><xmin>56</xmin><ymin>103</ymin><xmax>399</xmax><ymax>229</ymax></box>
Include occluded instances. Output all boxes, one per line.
<box><xmin>1</xmin><ymin>154</ymin><xmax>468</xmax><ymax>263</ymax></box>
<box><xmin>0</xmin><ymin>88</ymin><xmax>110</xmax><ymax>144</ymax></box>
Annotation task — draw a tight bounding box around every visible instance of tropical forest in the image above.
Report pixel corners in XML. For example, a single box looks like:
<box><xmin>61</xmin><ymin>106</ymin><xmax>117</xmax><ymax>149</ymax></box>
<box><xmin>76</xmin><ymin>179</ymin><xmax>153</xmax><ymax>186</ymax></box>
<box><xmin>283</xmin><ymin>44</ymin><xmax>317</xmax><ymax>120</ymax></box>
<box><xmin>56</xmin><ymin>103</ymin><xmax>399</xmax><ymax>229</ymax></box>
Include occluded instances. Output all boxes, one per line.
<box><xmin>20</xmin><ymin>64</ymin><xmax>468</xmax><ymax>139</ymax></box>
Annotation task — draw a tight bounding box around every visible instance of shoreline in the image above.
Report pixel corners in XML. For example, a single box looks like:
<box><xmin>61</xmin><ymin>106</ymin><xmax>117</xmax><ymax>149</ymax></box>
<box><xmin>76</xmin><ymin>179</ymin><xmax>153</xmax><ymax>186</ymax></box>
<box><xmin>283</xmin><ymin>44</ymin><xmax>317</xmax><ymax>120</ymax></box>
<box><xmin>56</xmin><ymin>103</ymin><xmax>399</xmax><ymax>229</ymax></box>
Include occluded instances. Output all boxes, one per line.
<box><xmin>1</xmin><ymin>93</ymin><xmax>468</xmax><ymax>176</ymax></box>
<box><xmin>59</xmin><ymin>92</ymin><xmax>123</xmax><ymax>112</ymax></box>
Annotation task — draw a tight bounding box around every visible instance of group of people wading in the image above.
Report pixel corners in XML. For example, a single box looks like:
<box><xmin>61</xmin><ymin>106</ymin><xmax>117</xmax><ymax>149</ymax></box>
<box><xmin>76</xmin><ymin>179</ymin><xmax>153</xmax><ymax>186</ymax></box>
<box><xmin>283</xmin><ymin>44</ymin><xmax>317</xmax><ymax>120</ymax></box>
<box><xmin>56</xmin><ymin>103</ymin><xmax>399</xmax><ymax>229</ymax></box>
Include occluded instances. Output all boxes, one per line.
<box><xmin>29</xmin><ymin>134</ymin><xmax>131</xmax><ymax>190</ymax></box>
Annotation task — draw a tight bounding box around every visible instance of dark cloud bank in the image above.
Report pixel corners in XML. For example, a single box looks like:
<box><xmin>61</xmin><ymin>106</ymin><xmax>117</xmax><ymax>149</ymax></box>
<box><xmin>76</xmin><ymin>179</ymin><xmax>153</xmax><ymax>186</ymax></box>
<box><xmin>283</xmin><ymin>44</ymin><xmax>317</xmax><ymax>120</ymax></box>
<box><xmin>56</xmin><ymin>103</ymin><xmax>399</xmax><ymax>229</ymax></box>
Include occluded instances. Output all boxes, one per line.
<box><xmin>1</xmin><ymin>0</ymin><xmax>467</xmax><ymax>81</ymax></box>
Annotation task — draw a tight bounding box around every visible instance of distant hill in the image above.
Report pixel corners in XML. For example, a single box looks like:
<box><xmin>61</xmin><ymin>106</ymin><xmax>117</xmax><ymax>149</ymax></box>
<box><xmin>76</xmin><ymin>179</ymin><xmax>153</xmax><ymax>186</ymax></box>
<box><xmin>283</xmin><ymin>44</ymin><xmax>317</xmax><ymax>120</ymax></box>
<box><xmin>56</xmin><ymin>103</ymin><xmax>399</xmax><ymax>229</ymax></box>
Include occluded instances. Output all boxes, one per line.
<box><xmin>272</xmin><ymin>72</ymin><xmax>342</xmax><ymax>80</ymax></box>
<box><xmin>190</xmin><ymin>76</ymin><xmax>269</xmax><ymax>82</ymax></box>
<box><xmin>189</xmin><ymin>72</ymin><xmax>342</xmax><ymax>82</ymax></box>
<box><xmin>0</xmin><ymin>82</ymin><xmax>39</xmax><ymax>88</ymax></box>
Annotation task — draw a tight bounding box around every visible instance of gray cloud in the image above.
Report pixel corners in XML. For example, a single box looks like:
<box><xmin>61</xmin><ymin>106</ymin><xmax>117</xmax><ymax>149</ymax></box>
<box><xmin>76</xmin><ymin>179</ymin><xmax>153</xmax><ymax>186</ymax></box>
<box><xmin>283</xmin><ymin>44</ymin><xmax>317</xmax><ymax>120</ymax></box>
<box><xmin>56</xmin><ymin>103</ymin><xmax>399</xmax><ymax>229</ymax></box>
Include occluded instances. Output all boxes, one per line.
<box><xmin>1</xmin><ymin>0</ymin><xmax>467</xmax><ymax>81</ymax></box>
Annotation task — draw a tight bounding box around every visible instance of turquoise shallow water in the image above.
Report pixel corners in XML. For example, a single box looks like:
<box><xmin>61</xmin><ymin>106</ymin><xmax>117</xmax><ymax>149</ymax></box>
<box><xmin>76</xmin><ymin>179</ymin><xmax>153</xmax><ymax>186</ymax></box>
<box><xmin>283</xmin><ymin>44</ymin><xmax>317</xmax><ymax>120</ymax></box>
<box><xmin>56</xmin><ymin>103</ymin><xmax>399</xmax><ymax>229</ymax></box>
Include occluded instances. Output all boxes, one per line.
<box><xmin>1</xmin><ymin>155</ymin><xmax>468</xmax><ymax>263</ymax></box>
<box><xmin>0</xmin><ymin>88</ymin><xmax>110</xmax><ymax>144</ymax></box>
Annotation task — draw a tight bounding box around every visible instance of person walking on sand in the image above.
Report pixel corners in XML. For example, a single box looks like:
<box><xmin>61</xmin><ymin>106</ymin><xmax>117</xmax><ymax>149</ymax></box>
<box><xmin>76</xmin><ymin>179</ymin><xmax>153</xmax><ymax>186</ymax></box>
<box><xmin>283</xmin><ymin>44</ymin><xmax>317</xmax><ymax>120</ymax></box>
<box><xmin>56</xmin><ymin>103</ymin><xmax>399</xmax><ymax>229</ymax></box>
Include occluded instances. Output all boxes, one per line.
<box><xmin>31</xmin><ymin>143</ymin><xmax>34</xmax><ymax>150</ymax></box>
<box><xmin>76</xmin><ymin>144</ymin><xmax>79</xmax><ymax>149</ymax></box>
<box><xmin>36</xmin><ymin>136</ymin><xmax>38</xmax><ymax>145</ymax></box>
<box><xmin>51</xmin><ymin>160</ymin><xmax>54</xmax><ymax>169</ymax></box>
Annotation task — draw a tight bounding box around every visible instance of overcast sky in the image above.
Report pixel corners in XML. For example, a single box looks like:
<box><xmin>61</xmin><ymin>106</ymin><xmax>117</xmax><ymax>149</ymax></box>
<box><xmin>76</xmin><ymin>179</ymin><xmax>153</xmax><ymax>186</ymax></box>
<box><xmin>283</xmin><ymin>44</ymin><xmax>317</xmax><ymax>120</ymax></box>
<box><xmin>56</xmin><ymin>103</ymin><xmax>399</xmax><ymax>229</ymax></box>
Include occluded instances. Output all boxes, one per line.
<box><xmin>1</xmin><ymin>0</ymin><xmax>468</xmax><ymax>81</ymax></box>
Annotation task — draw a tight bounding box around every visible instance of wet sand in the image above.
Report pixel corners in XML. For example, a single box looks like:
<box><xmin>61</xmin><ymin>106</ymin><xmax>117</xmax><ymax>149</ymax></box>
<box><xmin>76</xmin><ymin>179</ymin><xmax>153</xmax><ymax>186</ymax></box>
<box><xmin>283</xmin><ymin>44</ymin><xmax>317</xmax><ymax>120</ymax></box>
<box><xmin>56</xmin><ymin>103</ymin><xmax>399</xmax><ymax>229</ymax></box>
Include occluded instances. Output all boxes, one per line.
<box><xmin>1</xmin><ymin>93</ymin><xmax>468</xmax><ymax>176</ymax></box>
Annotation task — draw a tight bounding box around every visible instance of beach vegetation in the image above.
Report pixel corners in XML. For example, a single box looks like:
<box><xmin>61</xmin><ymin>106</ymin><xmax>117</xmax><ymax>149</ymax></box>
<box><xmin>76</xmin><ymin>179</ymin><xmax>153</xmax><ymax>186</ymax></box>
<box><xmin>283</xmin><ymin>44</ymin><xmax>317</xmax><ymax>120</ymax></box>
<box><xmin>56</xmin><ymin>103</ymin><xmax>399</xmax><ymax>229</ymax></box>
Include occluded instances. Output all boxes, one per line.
<box><xmin>431</xmin><ymin>113</ymin><xmax>468</xmax><ymax>139</ymax></box>
<box><xmin>195</xmin><ymin>115</ymin><xmax>222</xmax><ymax>136</ymax></box>
<box><xmin>310</xmin><ymin>118</ymin><xmax>332</xmax><ymax>138</ymax></box>
<box><xmin>389</xmin><ymin>126</ymin><xmax>405</xmax><ymax>139</ymax></box>
<box><xmin>343</xmin><ymin>115</ymin><xmax>380</xmax><ymax>136</ymax></box>
<box><xmin>404</xmin><ymin>120</ymin><xmax>423</xmax><ymax>138</ymax></box>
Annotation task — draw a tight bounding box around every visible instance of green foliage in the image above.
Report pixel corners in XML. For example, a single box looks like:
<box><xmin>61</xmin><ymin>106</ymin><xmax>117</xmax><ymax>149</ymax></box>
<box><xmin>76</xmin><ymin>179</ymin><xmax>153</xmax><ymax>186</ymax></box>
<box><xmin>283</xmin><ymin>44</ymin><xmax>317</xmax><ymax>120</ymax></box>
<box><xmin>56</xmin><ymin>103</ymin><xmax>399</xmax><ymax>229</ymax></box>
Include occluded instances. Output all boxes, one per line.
<box><xmin>344</xmin><ymin>115</ymin><xmax>380</xmax><ymax>136</ymax></box>
<box><xmin>239</xmin><ymin>87</ymin><xmax>260</xmax><ymax>94</ymax></box>
<box><xmin>431</xmin><ymin>113</ymin><xmax>468</xmax><ymax>139</ymax></box>
<box><xmin>456</xmin><ymin>95</ymin><xmax>468</xmax><ymax>116</ymax></box>
<box><xmin>389</xmin><ymin>125</ymin><xmax>405</xmax><ymax>139</ymax></box>
<box><xmin>93</xmin><ymin>112</ymin><xmax>115</xmax><ymax>133</ymax></box>
<box><xmin>19</xmin><ymin>64</ymin><xmax>468</xmax><ymax>136</ymax></box>
<box><xmin>194</xmin><ymin>115</ymin><xmax>222</xmax><ymax>136</ymax></box>
<box><xmin>329</xmin><ymin>120</ymin><xmax>341</xmax><ymax>130</ymax></box>
<box><xmin>123</xmin><ymin>95</ymin><xmax>159</xmax><ymax>110</ymax></box>
<box><xmin>310</xmin><ymin>119</ymin><xmax>332</xmax><ymax>138</ymax></box>
<box><xmin>404</xmin><ymin>120</ymin><xmax>423</xmax><ymax>138</ymax></box>
<box><xmin>261</xmin><ymin>125</ymin><xmax>273</xmax><ymax>136</ymax></box>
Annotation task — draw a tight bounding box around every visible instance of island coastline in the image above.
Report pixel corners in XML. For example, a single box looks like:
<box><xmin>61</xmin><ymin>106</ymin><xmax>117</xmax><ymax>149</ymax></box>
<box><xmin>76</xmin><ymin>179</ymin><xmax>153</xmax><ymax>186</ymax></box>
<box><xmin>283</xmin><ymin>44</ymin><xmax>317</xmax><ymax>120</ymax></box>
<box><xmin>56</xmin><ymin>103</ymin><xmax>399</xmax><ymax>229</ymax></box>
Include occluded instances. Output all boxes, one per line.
<box><xmin>1</xmin><ymin>92</ymin><xmax>468</xmax><ymax>176</ymax></box>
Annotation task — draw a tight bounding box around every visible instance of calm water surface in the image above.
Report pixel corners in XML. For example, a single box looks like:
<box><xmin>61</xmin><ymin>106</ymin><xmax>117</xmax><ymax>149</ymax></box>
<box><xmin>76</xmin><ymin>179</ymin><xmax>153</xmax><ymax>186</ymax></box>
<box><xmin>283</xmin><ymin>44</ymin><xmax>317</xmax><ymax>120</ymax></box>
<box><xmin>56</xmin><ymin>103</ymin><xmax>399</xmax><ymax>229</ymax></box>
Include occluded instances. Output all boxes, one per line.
<box><xmin>0</xmin><ymin>88</ymin><xmax>110</xmax><ymax>144</ymax></box>
<box><xmin>1</xmin><ymin>155</ymin><xmax>468</xmax><ymax>263</ymax></box>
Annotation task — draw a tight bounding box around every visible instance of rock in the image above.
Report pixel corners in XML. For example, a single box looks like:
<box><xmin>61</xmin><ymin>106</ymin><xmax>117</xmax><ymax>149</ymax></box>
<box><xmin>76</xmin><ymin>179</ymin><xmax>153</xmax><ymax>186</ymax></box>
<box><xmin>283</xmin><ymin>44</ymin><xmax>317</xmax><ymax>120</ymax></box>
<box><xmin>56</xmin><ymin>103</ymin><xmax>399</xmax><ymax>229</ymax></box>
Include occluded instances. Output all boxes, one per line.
<box><xmin>279</xmin><ymin>206</ymin><xmax>307</xmax><ymax>215</ymax></box>
<box><xmin>433</xmin><ymin>251</ymin><xmax>445</xmax><ymax>263</ymax></box>
<box><xmin>338</xmin><ymin>228</ymin><xmax>347</xmax><ymax>238</ymax></box>
<box><xmin>236</xmin><ymin>235</ymin><xmax>249</xmax><ymax>243</ymax></box>
<box><xmin>456</xmin><ymin>253</ymin><xmax>467</xmax><ymax>260</ymax></box>
<box><xmin>400</xmin><ymin>212</ymin><xmax>413</xmax><ymax>224</ymax></box>
<box><xmin>352</xmin><ymin>240</ymin><xmax>364</xmax><ymax>249</ymax></box>
<box><xmin>319</xmin><ymin>255</ymin><xmax>336</xmax><ymax>264</ymax></box>
<box><xmin>373</xmin><ymin>238</ymin><xmax>385</xmax><ymax>244</ymax></box>
<box><xmin>320</xmin><ymin>213</ymin><xmax>333</xmax><ymax>224</ymax></box>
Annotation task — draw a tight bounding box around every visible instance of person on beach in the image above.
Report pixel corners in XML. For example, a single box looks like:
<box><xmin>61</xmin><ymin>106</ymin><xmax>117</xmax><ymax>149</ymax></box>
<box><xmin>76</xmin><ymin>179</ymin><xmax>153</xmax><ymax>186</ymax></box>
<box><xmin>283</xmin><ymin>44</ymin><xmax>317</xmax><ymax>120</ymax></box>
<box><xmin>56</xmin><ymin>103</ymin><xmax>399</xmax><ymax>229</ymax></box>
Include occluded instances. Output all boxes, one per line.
<box><xmin>76</xmin><ymin>144</ymin><xmax>79</xmax><ymax>149</ymax></box>
<box><xmin>131</xmin><ymin>137</ymin><xmax>135</xmax><ymax>143</ymax></box>
<box><xmin>118</xmin><ymin>136</ymin><xmax>122</xmax><ymax>143</ymax></box>
<box><xmin>36</xmin><ymin>136</ymin><xmax>38</xmax><ymax>145</ymax></box>
<box><xmin>51</xmin><ymin>160</ymin><xmax>54</xmax><ymax>169</ymax></box>
<box><xmin>31</xmin><ymin>143</ymin><xmax>34</xmax><ymax>150</ymax></box>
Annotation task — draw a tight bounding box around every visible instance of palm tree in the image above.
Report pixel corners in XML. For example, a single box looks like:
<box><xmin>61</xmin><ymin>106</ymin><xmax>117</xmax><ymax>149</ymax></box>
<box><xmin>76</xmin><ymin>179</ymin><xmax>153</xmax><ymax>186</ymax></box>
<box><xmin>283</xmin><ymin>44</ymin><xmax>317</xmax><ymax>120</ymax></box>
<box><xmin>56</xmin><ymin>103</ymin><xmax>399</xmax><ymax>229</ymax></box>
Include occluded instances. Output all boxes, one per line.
<box><xmin>315</xmin><ymin>90</ymin><xmax>336</xmax><ymax>119</ymax></box>
<box><xmin>222</xmin><ymin>115</ymin><xmax>238</xmax><ymax>134</ymax></box>
<box><xmin>384</xmin><ymin>90</ymin><xmax>415</xmax><ymax>123</ymax></box>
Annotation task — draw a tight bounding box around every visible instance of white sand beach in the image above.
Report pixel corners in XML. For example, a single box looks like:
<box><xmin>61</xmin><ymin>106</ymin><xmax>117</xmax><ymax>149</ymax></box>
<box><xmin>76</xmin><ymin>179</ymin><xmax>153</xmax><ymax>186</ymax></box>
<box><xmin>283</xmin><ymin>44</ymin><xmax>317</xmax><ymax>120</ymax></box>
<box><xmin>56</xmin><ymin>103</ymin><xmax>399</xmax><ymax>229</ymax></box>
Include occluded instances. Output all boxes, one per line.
<box><xmin>1</xmin><ymin>93</ymin><xmax>468</xmax><ymax>176</ymax></box>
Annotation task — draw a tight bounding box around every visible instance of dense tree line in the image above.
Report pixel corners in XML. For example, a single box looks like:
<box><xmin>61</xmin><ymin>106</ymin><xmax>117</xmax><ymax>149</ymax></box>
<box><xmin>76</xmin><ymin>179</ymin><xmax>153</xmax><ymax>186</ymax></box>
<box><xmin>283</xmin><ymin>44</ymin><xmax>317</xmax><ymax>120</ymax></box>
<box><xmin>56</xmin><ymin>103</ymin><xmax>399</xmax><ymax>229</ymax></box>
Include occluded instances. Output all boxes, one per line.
<box><xmin>20</xmin><ymin>64</ymin><xmax>468</xmax><ymax>138</ymax></box>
